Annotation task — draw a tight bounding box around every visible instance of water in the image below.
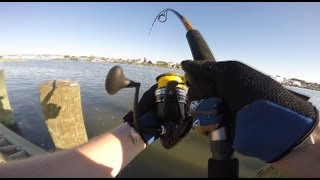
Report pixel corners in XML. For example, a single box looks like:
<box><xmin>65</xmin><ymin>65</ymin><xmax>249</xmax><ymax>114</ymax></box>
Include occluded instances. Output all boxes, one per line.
<box><xmin>0</xmin><ymin>60</ymin><xmax>268</xmax><ymax>177</ymax></box>
<box><xmin>286</xmin><ymin>86</ymin><xmax>320</xmax><ymax>98</ymax></box>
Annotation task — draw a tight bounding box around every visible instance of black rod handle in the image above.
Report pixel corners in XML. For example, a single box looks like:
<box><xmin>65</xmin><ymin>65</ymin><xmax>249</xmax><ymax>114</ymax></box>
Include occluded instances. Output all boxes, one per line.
<box><xmin>208</xmin><ymin>158</ymin><xmax>239</xmax><ymax>178</ymax></box>
<box><xmin>186</xmin><ymin>29</ymin><xmax>239</xmax><ymax>178</ymax></box>
<box><xmin>186</xmin><ymin>29</ymin><xmax>216</xmax><ymax>61</ymax></box>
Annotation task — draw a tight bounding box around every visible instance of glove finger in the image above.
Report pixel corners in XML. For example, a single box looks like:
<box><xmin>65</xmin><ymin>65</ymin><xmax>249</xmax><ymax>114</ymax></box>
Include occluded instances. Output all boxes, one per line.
<box><xmin>181</xmin><ymin>60</ymin><xmax>218</xmax><ymax>82</ymax></box>
<box><xmin>181</xmin><ymin>60</ymin><xmax>219</xmax><ymax>101</ymax></box>
<box><xmin>186</xmin><ymin>79</ymin><xmax>217</xmax><ymax>101</ymax></box>
<box><xmin>138</xmin><ymin>84</ymin><xmax>158</xmax><ymax>114</ymax></box>
<box><xmin>189</xmin><ymin>98</ymin><xmax>223</xmax><ymax>128</ymax></box>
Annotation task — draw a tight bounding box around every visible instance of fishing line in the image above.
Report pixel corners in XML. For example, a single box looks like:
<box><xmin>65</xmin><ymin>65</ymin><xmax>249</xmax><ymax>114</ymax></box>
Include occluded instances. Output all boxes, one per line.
<box><xmin>149</xmin><ymin>8</ymin><xmax>193</xmax><ymax>36</ymax></box>
<box><xmin>149</xmin><ymin>8</ymin><xmax>194</xmax><ymax>71</ymax></box>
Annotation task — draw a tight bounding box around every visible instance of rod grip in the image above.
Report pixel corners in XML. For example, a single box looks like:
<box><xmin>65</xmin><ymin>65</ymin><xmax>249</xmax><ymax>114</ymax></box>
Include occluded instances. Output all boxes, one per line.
<box><xmin>208</xmin><ymin>157</ymin><xmax>239</xmax><ymax>178</ymax></box>
<box><xmin>186</xmin><ymin>29</ymin><xmax>215</xmax><ymax>61</ymax></box>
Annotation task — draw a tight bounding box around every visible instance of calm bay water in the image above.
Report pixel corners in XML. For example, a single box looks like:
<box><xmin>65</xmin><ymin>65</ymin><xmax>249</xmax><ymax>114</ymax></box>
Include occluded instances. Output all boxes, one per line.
<box><xmin>0</xmin><ymin>60</ymin><xmax>268</xmax><ymax>177</ymax></box>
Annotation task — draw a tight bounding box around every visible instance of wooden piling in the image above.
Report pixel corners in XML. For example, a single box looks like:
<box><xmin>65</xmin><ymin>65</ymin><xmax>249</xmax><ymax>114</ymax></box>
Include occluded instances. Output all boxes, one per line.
<box><xmin>0</xmin><ymin>70</ymin><xmax>15</xmax><ymax>127</ymax></box>
<box><xmin>38</xmin><ymin>80</ymin><xmax>88</xmax><ymax>150</ymax></box>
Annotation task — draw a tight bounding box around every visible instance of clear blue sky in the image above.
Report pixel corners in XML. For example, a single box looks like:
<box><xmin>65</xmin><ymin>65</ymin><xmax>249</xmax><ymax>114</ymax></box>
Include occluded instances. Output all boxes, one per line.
<box><xmin>1</xmin><ymin>2</ymin><xmax>320</xmax><ymax>82</ymax></box>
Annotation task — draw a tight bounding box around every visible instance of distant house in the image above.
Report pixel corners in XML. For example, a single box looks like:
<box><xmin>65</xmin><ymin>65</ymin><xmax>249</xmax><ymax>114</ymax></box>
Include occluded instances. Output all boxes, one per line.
<box><xmin>78</xmin><ymin>56</ymin><xmax>90</xmax><ymax>61</ymax></box>
<box><xmin>2</xmin><ymin>55</ymin><xmax>20</xmax><ymax>59</ymax></box>
<box><xmin>50</xmin><ymin>55</ymin><xmax>64</xmax><ymax>60</ymax></box>
<box><xmin>167</xmin><ymin>62</ymin><xmax>177</xmax><ymax>68</ymax></box>
<box><xmin>272</xmin><ymin>75</ymin><xmax>285</xmax><ymax>83</ymax></box>
<box><xmin>291</xmin><ymin>80</ymin><xmax>302</xmax><ymax>87</ymax></box>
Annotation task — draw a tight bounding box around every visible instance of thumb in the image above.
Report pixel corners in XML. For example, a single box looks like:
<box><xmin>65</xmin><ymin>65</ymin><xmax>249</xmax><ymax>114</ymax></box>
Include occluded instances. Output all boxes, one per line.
<box><xmin>181</xmin><ymin>60</ymin><xmax>218</xmax><ymax>83</ymax></box>
<box><xmin>181</xmin><ymin>60</ymin><xmax>219</xmax><ymax>101</ymax></box>
<box><xmin>181</xmin><ymin>60</ymin><xmax>206</xmax><ymax>75</ymax></box>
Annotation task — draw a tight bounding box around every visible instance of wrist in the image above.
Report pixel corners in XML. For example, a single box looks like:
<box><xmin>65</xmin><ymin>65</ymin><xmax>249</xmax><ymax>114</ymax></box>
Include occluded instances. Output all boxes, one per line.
<box><xmin>271</xmin><ymin>103</ymin><xmax>319</xmax><ymax>177</ymax></box>
<box><xmin>123</xmin><ymin>112</ymin><xmax>161</xmax><ymax>145</ymax></box>
<box><xmin>136</xmin><ymin>112</ymin><xmax>161</xmax><ymax>145</ymax></box>
<box><xmin>308</xmin><ymin>96</ymin><xmax>320</xmax><ymax>144</ymax></box>
<box><xmin>271</xmin><ymin>140</ymin><xmax>320</xmax><ymax>178</ymax></box>
<box><xmin>126</xmin><ymin>122</ymin><xmax>146</xmax><ymax>146</ymax></box>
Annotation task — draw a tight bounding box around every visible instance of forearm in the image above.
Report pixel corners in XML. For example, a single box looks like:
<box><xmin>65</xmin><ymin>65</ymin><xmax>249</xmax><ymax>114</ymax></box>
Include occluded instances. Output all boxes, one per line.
<box><xmin>272</xmin><ymin>123</ymin><xmax>320</xmax><ymax>178</ymax></box>
<box><xmin>76</xmin><ymin>122</ymin><xmax>146</xmax><ymax>177</ymax></box>
<box><xmin>0</xmin><ymin>122</ymin><xmax>146</xmax><ymax>178</ymax></box>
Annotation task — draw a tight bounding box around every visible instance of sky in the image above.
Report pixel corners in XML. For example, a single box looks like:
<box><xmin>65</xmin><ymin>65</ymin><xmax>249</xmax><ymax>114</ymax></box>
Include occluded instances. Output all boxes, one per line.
<box><xmin>1</xmin><ymin>2</ymin><xmax>320</xmax><ymax>83</ymax></box>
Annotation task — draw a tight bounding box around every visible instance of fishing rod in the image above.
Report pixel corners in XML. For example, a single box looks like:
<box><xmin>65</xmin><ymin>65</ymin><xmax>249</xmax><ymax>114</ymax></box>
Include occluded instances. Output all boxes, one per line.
<box><xmin>149</xmin><ymin>8</ymin><xmax>215</xmax><ymax>61</ymax></box>
<box><xmin>149</xmin><ymin>9</ymin><xmax>239</xmax><ymax>178</ymax></box>
<box><xmin>105</xmin><ymin>8</ymin><xmax>239</xmax><ymax>178</ymax></box>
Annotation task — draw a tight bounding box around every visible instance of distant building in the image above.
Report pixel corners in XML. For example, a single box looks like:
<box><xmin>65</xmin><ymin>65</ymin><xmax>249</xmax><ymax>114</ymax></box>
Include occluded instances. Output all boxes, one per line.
<box><xmin>50</xmin><ymin>55</ymin><xmax>65</xmax><ymax>60</ymax></box>
<box><xmin>2</xmin><ymin>55</ymin><xmax>20</xmax><ymax>59</ymax></box>
<box><xmin>167</xmin><ymin>61</ymin><xmax>178</xmax><ymax>68</ymax></box>
<box><xmin>291</xmin><ymin>80</ymin><xmax>302</xmax><ymax>87</ymax></box>
<box><xmin>272</xmin><ymin>75</ymin><xmax>285</xmax><ymax>83</ymax></box>
<box><xmin>78</xmin><ymin>56</ymin><xmax>90</xmax><ymax>61</ymax></box>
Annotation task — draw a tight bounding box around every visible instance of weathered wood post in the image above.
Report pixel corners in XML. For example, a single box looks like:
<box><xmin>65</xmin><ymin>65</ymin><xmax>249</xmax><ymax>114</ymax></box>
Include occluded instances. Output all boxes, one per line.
<box><xmin>38</xmin><ymin>80</ymin><xmax>88</xmax><ymax>150</ymax></box>
<box><xmin>0</xmin><ymin>70</ymin><xmax>15</xmax><ymax>127</ymax></box>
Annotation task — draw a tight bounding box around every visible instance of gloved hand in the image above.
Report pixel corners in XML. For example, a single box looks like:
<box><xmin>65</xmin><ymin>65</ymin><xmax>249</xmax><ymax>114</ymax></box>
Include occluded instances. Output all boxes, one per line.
<box><xmin>123</xmin><ymin>84</ymin><xmax>161</xmax><ymax>145</ymax></box>
<box><xmin>181</xmin><ymin>60</ymin><xmax>319</xmax><ymax>163</ymax></box>
<box><xmin>123</xmin><ymin>84</ymin><xmax>192</xmax><ymax>148</ymax></box>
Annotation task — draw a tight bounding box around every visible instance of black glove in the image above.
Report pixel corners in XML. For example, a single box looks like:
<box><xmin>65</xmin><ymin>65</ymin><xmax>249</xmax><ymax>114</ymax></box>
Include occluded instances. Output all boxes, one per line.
<box><xmin>123</xmin><ymin>84</ymin><xmax>161</xmax><ymax>145</ymax></box>
<box><xmin>181</xmin><ymin>60</ymin><xmax>318</xmax><ymax>163</ymax></box>
<box><xmin>123</xmin><ymin>84</ymin><xmax>192</xmax><ymax>148</ymax></box>
<box><xmin>123</xmin><ymin>84</ymin><xmax>158</xmax><ymax>125</ymax></box>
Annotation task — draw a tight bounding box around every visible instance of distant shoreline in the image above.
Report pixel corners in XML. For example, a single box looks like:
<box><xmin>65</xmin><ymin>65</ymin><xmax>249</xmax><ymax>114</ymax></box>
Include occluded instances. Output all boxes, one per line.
<box><xmin>0</xmin><ymin>58</ymin><xmax>182</xmax><ymax>70</ymax></box>
<box><xmin>1</xmin><ymin>58</ymin><xmax>319</xmax><ymax>92</ymax></box>
<box><xmin>0</xmin><ymin>59</ymin><xmax>28</xmax><ymax>62</ymax></box>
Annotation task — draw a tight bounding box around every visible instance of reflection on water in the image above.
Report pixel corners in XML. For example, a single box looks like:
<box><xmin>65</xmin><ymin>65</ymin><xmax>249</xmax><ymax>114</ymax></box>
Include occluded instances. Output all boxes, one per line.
<box><xmin>0</xmin><ymin>60</ymin><xmax>265</xmax><ymax>177</ymax></box>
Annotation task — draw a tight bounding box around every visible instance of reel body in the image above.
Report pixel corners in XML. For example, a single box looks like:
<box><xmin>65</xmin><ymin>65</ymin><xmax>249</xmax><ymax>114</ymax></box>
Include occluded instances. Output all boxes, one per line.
<box><xmin>155</xmin><ymin>73</ymin><xmax>191</xmax><ymax>149</ymax></box>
